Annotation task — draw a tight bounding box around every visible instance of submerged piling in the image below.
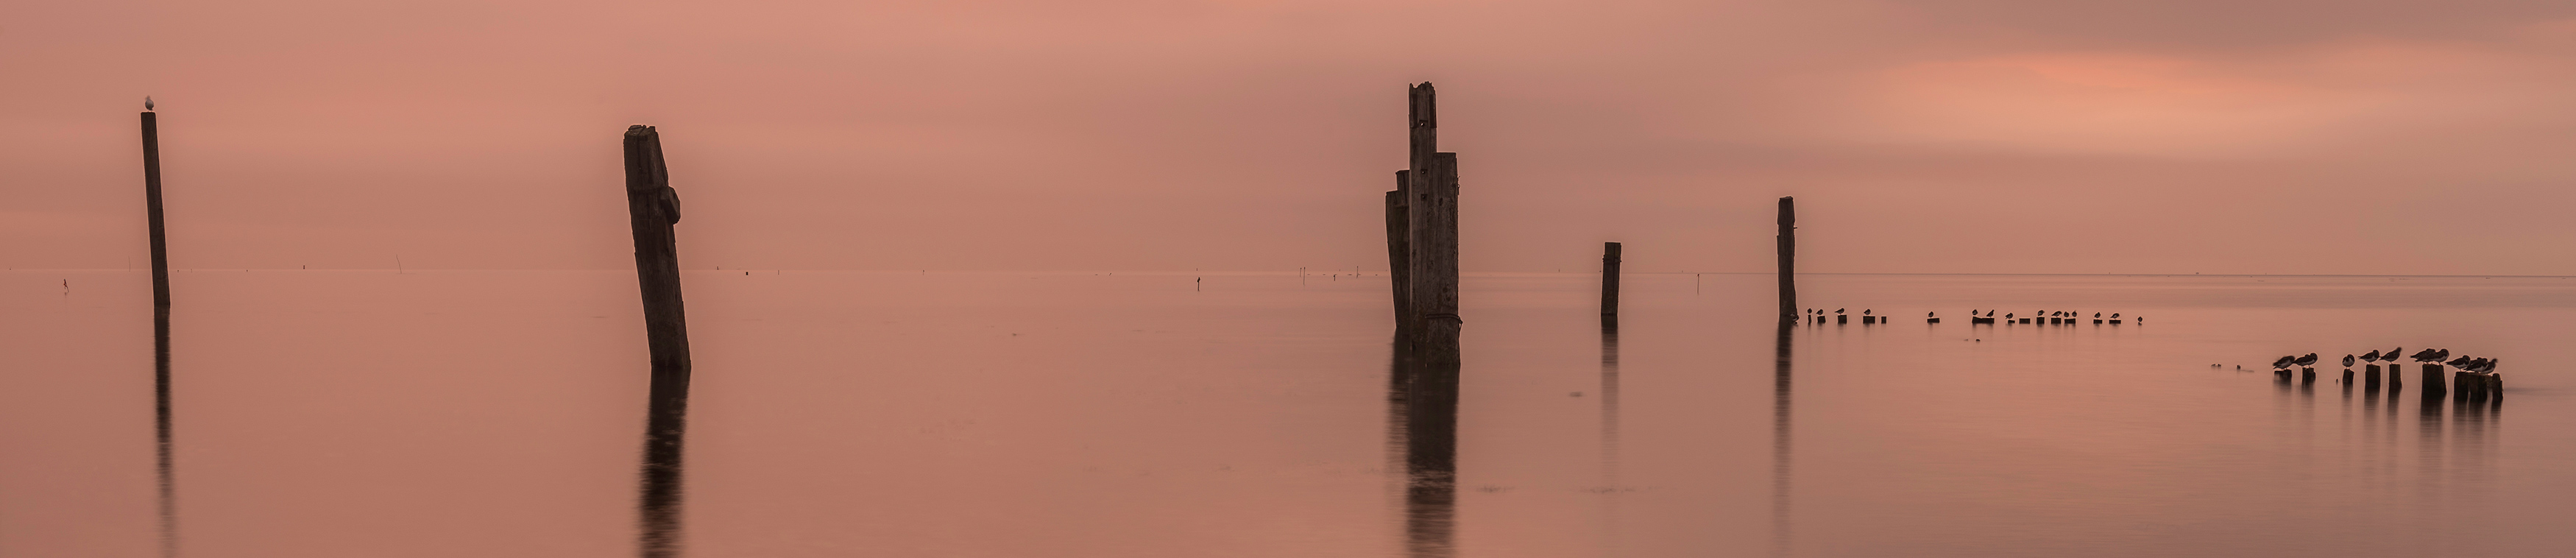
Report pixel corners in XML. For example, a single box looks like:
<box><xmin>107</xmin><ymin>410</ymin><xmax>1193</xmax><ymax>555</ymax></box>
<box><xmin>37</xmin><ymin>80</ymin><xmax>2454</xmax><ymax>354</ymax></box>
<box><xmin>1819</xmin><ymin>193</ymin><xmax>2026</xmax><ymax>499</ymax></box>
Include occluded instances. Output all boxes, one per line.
<box><xmin>623</xmin><ymin>125</ymin><xmax>694</xmax><ymax>558</ymax></box>
<box><xmin>1600</xmin><ymin>242</ymin><xmax>1621</xmax><ymax>319</ymax></box>
<box><xmin>1777</xmin><ymin>197</ymin><xmax>1797</xmax><ymax>324</ymax></box>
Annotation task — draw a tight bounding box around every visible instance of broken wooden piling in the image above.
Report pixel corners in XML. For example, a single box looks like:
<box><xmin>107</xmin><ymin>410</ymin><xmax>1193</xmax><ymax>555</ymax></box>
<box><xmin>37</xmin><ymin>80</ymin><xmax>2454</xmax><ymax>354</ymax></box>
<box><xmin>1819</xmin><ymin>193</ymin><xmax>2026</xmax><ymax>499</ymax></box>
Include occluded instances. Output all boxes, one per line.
<box><xmin>1777</xmin><ymin>197</ymin><xmax>1797</xmax><ymax>324</ymax></box>
<box><xmin>1403</xmin><ymin>84</ymin><xmax>1462</xmax><ymax>370</ymax></box>
<box><xmin>623</xmin><ymin>125</ymin><xmax>693</xmax><ymax>558</ymax></box>
<box><xmin>1600</xmin><ymin>242</ymin><xmax>1621</xmax><ymax>319</ymax></box>
<box><xmin>1384</xmin><ymin>175</ymin><xmax>1413</xmax><ymax>342</ymax></box>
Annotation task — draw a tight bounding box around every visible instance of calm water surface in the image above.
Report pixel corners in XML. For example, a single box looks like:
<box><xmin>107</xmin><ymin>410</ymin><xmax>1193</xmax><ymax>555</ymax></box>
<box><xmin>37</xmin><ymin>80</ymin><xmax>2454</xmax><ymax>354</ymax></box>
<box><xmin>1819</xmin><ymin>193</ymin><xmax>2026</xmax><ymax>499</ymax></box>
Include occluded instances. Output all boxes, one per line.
<box><xmin>4</xmin><ymin>270</ymin><xmax>2572</xmax><ymax>557</ymax></box>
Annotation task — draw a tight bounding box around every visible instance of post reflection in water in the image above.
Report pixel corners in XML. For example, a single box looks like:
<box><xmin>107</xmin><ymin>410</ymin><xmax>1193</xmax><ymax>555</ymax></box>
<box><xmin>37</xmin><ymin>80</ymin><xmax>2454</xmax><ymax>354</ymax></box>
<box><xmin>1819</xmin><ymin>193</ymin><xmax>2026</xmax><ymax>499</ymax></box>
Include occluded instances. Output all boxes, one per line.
<box><xmin>153</xmin><ymin>306</ymin><xmax>177</xmax><ymax>558</ymax></box>
<box><xmin>1389</xmin><ymin>336</ymin><xmax>1460</xmax><ymax>557</ymax></box>
<box><xmin>1769</xmin><ymin>322</ymin><xmax>1793</xmax><ymax>557</ymax></box>
<box><xmin>637</xmin><ymin>377</ymin><xmax>690</xmax><ymax>557</ymax></box>
<box><xmin>1597</xmin><ymin>316</ymin><xmax>1622</xmax><ymax>556</ymax></box>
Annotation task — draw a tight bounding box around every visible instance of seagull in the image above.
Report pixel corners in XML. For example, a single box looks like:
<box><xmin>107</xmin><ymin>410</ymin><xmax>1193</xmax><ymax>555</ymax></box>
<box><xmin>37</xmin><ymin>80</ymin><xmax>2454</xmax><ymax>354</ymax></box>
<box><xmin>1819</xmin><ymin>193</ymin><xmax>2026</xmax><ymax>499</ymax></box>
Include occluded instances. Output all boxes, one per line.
<box><xmin>2360</xmin><ymin>349</ymin><xmax>2381</xmax><ymax>362</ymax></box>
<box><xmin>2433</xmin><ymin>348</ymin><xmax>2449</xmax><ymax>361</ymax></box>
<box><xmin>2272</xmin><ymin>356</ymin><xmax>2297</xmax><ymax>369</ymax></box>
<box><xmin>2385</xmin><ymin>347</ymin><xmax>2402</xmax><ymax>361</ymax></box>
<box><xmin>2466</xmin><ymin>358</ymin><xmax>2491</xmax><ymax>372</ymax></box>
<box><xmin>2447</xmin><ymin>356</ymin><xmax>2472</xmax><ymax>368</ymax></box>
<box><xmin>2342</xmin><ymin>354</ymin><xmax>2355</xmax><ymax>367</ymax></box>
<box><xmin>2093</xmin><ymin>312</ymin><xmax>2101</xmax><ymax>318</ymax></box>
<box><xmin>1863</xmin><ymin>309</ymin><xmax>1872</xmax><ymax>316</ymax></box>
<box><xmin>2006</xmin><ymin>313</ymin><xmax>2015</xmax><ymax>319</ymax></box>
<box><xmin>2111</xmin><ymin>313</ymin><xmax>2120</xmax><ymax>319</ymax></box>
<box><xmin>145</xmin><ymin>96</ymin><xmax>154</xmax><ymax>110</ymax></box>
<box><xmin>1984</xmin><ymin>310</ymin><xmax>1995</xmax><ymax>317</ymax></box>
<box><xmin>2407</xmin><ymin>348</ymin><xmax>2439</xmax><ymax>361</ymax></box>
<box><xmin>1835</xmin><ymin>308</ymin><xmax>1845</xmax><ymax>314</ymax></box>
<box><xmin>2294</xmin><ymin>353</ymin><xmax>2318</xmax><ymax>367</ymax></box>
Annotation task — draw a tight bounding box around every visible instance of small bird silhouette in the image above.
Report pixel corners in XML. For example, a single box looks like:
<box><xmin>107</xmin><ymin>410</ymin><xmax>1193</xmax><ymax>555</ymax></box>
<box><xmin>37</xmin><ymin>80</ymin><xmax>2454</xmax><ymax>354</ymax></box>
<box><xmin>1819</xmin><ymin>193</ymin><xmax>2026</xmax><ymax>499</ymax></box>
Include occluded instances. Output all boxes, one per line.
<box><xmin>1863</xmin><ymin>309</ymin><xmax>1872</xmax><ymax>316</ymax></box>
<box><xmin>2092</xmin><ymin>312</ymin><xmax>2101</xmax><ymax>318</ymax></box>
<box><xmin>2433</xmin><ymin>348</ymin><xmax>2449</xmax><ymax>361</ymax></box>
<box><xmin>2407</xmin><ymin>348</ymin><xmax>2438</xmax><ymax>361</ymax></box>
<box><xmin>2360</xmin><ymin>349</ymin><xmax>2382</xmax><ymax>362</ymax></box>
<box><xmin>2006</xmin><ymin>313</ymin><xmax>2014</xmax><ymax>319</ymax></box>
<box><xmin>2272</xmin><ymin>356</ymin><xmax>2297</xmax><ymax>369</ymax></box>
<box><xmin>2111</xmin><ymin>313</ymin><xmax>2120</xmax><ymax>319</ymax></box>
<box><xmin>1984</xmin><ymin>310</ymin><xmax>1995</xmax><ymax>317</ymax></box>
<box><xmin>2294</xmin><ymin>353</ymin><xmax>2318</xmax><ymax>367</ymax></box>
<box><xmin>1927</xmin><ymin>311</ymin><xmax>1935</xmax><ymax>317</ymax></box>
<box><xmin>2342</xmin><ymin>354</ymin><xmax>2355</xmax><ymax>367</ymax></box>
<box><xmin>145</xmin><ymin>96</ymin><xmax>154</xmax><ymax>110</ymax></box>
<box><xmin>2385</xmin><ymin>347</ymin><xmax>2402</xmax><ymax>361</ymax></box>
<box><xmin>1835</xmin><ymin>308</ymin><xmax>1844</xmax><ymax>314</ymax></box>
<box><xmin>2446</xmin><ymin>356</ymin><xmax>2472</xmax><ymax>368</ymax></box>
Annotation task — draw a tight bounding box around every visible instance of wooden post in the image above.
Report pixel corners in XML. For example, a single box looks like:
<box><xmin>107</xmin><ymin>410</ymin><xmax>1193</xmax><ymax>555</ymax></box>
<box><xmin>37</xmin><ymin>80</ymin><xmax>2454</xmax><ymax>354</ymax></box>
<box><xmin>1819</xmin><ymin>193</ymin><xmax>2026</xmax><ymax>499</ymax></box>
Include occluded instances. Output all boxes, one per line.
<box><xmin>623</xmin><ymin>125</ymin><xmax>693</xmax><ymax>558</ymax></box>
<box><xmin>2365</xmin><ymin>364</ymin><xmax>2382</xmax><ymax>389</ymax></box>
<box><xmin>1600</xmin><ymin>242</ymin><xmax>1621</xmax><ymax>318</ymax></box>
<box><xmin>141</xmin><ymin>107</ymin><xmax>179</xmax><ymax>558</ymax></box>
<box><xmin>1412</xmin><ymin>152</ymin><xmax>1462</xmax><ymax>368</ymax></box>
<box><xmin>2420</xmin><ymin>364</ymin><xmax>2446</xmax><ymax>400</ymax></box>
<box><xmin>1404</xmin><ymin>84</ymin><xmax>1462</xmax><ymax>370</ymax></box>
<box><xmin>1777</xmin><ymin>197</ymin><xmax>1796</xmax><ymax>323</ymax></box>
<box><xmin>1384</xmin><ymin>177</ymin><xmax>1413</xmax><ymax>341</ymax></box>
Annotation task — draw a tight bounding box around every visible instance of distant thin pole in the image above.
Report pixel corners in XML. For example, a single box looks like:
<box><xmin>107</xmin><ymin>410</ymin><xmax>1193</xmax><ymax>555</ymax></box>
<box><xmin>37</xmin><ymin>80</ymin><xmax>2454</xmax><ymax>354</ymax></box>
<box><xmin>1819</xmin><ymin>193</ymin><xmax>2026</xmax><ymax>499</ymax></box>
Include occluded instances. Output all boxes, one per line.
<box><xmin>143</xmin><ymin>106</ymin><xmax>178</xmax><ymax>558</ymax></box>
<box><xmin>1777</xmin><ymin>197</ymin><xmax>1797</xmax><ymax>323</ymax></box>
<box><xmin>1600</xmin><ymin>242</ymin><xmax>1621</xmax><ymax>317</ymax></box>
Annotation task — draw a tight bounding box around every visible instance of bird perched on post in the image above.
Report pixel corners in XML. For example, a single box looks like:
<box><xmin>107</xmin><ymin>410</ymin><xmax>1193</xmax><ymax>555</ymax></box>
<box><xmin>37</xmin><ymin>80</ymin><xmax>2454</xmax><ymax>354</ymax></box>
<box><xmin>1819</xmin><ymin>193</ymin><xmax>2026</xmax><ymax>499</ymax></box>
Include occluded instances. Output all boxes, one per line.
<box><xmin>2447</xmin><ymin>356</ymin><xmax>2472</xmax><ymax>368</ymax></box>
<box><xmin>2407</xmin><ymin>348</ymin><xmax>2438</xmax><ymax>362</ymax></box>
<box><xmin>2360</xmin><ymin>349</ymin><xmax>2382</xmax><ymax>362</ymax></box>
<box><xmin>145</xmin><ymin>96</ymin><xmax>155</xmax><ymax>110</ymax></box>
<box><xmin>2293</xmin><ymin>353</ymin><xmax>2318</xmax><ymax>367</ymax></box>
<box><xmin>2273</xmin><ymin>356</ymin><xmax>2297</xmax><ymax>370</ymax></box>
<box><xmin>2384</xmin><ymin>347</ymin><xmax>2402</xmax><ymax>361</ymax></box>
<box><xmin>1835</xmin><ymin>308</ymin><xmax>1844</xmax><ymax>314</ymax></box>
<box><xmin>2342</xmin><ymin>354</ymin><xmax>2356</xmax><ymax>367</ymax></box>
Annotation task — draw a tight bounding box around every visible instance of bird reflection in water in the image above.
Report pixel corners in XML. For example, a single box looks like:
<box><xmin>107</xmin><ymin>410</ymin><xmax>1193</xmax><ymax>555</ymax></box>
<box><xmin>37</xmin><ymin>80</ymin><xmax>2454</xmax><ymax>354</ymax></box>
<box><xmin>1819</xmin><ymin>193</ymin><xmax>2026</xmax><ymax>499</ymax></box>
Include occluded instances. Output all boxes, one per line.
<box><xmin>1388</xmin><ymin>335</ymin><xmax>1459</xmax><ymax>557</ymax></box>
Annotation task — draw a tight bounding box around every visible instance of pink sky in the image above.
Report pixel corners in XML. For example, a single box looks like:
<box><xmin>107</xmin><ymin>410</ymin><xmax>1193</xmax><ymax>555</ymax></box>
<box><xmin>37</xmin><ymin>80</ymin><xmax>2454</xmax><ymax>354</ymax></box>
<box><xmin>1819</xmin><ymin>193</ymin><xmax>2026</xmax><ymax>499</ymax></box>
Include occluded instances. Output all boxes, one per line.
<box><xmin>5</xmin><ymin>1</ymin><xmax>2575</xmax><ymax>274</ymax></box>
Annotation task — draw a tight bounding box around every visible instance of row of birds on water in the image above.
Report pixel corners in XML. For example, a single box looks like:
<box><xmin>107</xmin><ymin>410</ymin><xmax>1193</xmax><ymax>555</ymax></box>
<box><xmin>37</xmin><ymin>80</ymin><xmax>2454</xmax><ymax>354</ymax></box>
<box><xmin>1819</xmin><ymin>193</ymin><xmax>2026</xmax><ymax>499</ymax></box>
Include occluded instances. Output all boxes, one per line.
<box><xmin>2268</xmin><ymin>348</ymin><xmax>2499</xmax><ymax>372</ymax></box>
<box><xmin>1799</xmin><ymin>308</ymin><xmax>2142</xmax><ymax>324</ymax></box>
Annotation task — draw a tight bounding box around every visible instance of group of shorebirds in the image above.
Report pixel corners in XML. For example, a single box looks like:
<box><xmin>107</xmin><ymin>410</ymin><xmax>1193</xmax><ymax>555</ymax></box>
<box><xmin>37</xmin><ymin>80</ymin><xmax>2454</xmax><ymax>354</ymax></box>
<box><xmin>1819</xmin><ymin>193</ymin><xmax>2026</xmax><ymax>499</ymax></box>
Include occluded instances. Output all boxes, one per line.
<box><xmin>2257</xmin><ymin>347</ymin><xmax>2504</xmax><ymax>400</ymax></box>
<box><xmin>1800</xmin><ymin>308</ymin><xmax>2143</xmax><ymax>325</ymax></box>
<box><xmin>2267</xmin><ymin>348</ymin><xmax>2499</xmax><ymax>374</ymax></box>
<box><xmin>1953</xmin><ymin>310</ymin><xmax>2136</xmax><ymax>325</ymax></box>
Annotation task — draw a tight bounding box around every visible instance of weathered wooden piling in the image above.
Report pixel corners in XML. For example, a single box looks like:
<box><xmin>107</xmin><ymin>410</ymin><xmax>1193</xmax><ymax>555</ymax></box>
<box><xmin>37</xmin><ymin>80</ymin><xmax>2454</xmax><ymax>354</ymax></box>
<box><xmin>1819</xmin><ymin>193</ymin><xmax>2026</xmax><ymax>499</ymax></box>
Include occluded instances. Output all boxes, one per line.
<box><xmin>623</xmin><ymin>125</ymin><xmax>693</xmax><ymax>558</ymax></box>
<box><xmin>2342</xmin><ymin>369</ymin><xmax>2353</xmax><ymax>384</ymax></box>
<box><xmin>141</xmin><ymin>106</ymin><xmax>179</xmax><ymax>558</ymax></box>
<box><xmin>2365</xmin><ymin>364</ymin><xmax>2382</xmax><ymax>389</ymax></box>
<box><xmin>1777</xmin><ymin>197</ymin><xmax>1797</xmax><ymax>323</ymax></box>
<box><xmin>2419</xmin><ymin>364</ymin><xmax>2446</xmax><ymax>400</ymax></box>
<box><xmin>1384</xmin><ymin>175</ymin><xmax>1413</xmax><ymax>342</ymax></box>
<box><xmin>1600</xmin><ymin>242</ymin><xmax>1621</xmax><ymax>318</ymax></box>
<box><xmin>2488</xmin><ymin>372</ymin><xmax>2503</xmax><ymax>403</ymax></box>
<box><xmin>2301</xmin><ymin>367</ymin><xmax>2315</xmax><ymax>384</ymax></box>
<box><xmin>1404</xmin><ymin>84</ymin><xmax>1462</xmax><ymax>370</ymax></box>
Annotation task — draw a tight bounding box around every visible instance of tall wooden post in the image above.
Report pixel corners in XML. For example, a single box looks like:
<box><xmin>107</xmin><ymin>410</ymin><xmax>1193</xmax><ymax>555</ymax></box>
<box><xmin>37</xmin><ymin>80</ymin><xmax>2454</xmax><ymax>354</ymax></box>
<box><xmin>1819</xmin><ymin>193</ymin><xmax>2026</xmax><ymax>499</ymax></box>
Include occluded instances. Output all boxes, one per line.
<box><xmin>1777</xmin><ymin>197</ymin><xmax>1796</xmax><ymax>324</ymax></box>
<box><xmin>141</xmin><ymin>106</ymin><xmax>179</xmax><ymax>558</ymax></box>
<box><xmin>1600</xmin><ymin>242</ymin><xmax>1621</xmax><ymax>319</ymax></box>
<box><xmin>623</xmin><ymin>125</ymin><xmax>693</xmax><ymax>558</ymax></box>
<box><xmin>1385</xmin><ymin>173</ymin><xmax>1413</xmax><ymax>342</ymax></box>
<box><xmin>1406</xmin><ymin>83</ymin><xmax>1462</xmax><ymax>370</ymax></box>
